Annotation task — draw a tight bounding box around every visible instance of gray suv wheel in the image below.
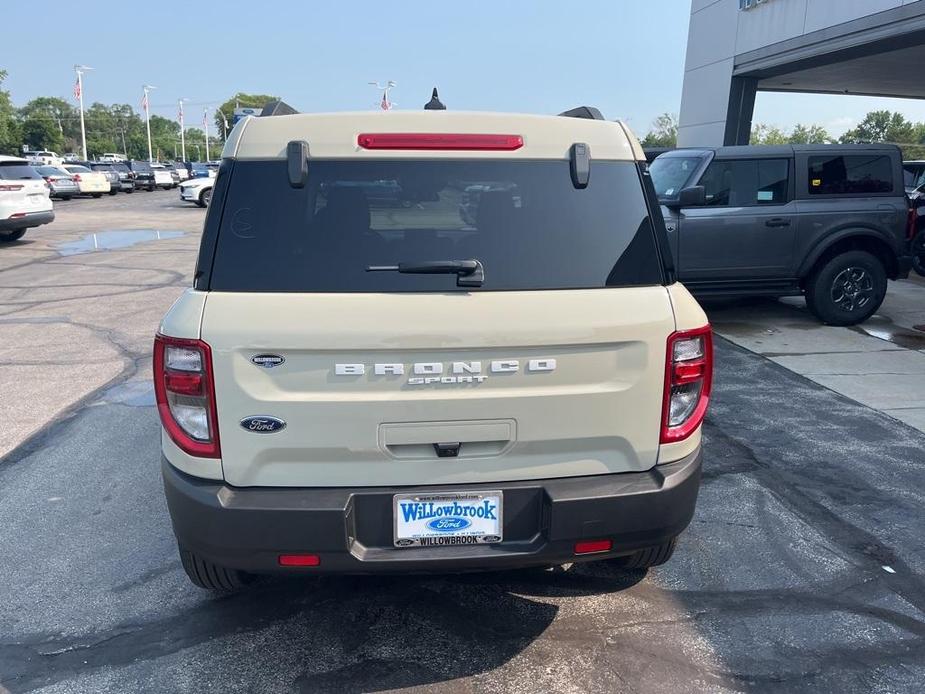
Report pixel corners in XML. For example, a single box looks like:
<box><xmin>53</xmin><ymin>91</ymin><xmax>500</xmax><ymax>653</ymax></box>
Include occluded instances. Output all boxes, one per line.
<box><xmin>806</xmin><ymin>250</ymin><xmax>887</xmax><ymax>326</ymax></box>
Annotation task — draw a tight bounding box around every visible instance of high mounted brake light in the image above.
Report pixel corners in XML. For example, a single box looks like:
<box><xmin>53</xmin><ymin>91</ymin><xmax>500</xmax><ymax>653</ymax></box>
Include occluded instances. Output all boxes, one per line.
<box><xmin>661</xmin><ymin>326</ymin><xmax>713</xmax><ymax>443</ymax></box>
<box><xmin>153</xmin><ymin>334</ymin><xmax>221</xmax><ymax>458</ymax></box>
<box><xmin>357</xmin><ymin>133</ymin><xmax>524</xmax><ymax>151</ymax></box>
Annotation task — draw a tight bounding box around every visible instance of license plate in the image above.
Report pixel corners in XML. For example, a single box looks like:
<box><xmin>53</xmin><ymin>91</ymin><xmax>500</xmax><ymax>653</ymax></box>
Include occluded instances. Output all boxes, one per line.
<box><xmin>393</xmin><ymin>491</ymin><xmax>503</xmax><ymax>548</ymax></box>
<box><xmin>28</xmin><ymin>195</ymin><xmax>42</xmax><ymax>205</ymax></box>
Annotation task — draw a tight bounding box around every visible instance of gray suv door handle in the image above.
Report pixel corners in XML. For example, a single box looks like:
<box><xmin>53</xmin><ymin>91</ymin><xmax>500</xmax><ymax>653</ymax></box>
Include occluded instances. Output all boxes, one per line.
<box><xmin>765</xmin><ymin>218</ymin><xmax>791</xmax><ymax>228</ymax></box>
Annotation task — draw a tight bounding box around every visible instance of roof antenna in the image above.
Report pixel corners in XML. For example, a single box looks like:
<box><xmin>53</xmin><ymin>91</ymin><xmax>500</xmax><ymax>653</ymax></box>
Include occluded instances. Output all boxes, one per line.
<box><xmin>424</xmin><ymin>88</ymin><xmax>446</xmax><ymax>110</ymax></box>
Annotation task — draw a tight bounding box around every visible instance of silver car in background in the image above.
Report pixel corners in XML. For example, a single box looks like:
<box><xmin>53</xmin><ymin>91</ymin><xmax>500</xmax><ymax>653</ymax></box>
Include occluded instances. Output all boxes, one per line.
<box><xmin>35</xmin><ymin>166</ymin><xmax>79</xmax><ymax>200</ymax></box>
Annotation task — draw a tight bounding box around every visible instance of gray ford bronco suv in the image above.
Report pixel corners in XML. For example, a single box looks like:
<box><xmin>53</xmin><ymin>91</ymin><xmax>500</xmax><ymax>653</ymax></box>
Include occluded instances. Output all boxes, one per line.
<box><xmin>155</xmin><ymin>108</ymin><xmax>712</xmax><ymax>590</ymax></box>
<box><xmin>651</xmin><ymin>144</ymin><xmax>914</xmax><ymax>325</ymax></box>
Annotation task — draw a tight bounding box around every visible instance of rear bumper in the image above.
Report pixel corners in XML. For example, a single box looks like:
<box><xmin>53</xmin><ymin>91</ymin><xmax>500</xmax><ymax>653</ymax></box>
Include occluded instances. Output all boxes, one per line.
<box><xmin>1</xmin><ymin>210</ymin><xmax>54</xmax><ymax>231</ymax></box>
<box><xmin>162</xmin><ymin>447</ymin><xmax>702</xmax><ymax>574</ymax></box>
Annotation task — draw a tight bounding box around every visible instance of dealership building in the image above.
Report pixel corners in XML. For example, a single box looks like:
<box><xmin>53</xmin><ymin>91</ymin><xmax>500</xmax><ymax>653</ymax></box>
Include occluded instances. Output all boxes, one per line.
<box><xmin>679</xmin><ymin>0</ymin><xmax>925</xmax><ymax>146</ymax></box>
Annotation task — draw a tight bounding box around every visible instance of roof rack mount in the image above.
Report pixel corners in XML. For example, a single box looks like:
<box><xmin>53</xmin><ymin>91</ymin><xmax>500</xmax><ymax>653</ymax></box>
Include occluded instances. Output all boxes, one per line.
<box><xmin>558</xmin><ymin>106</ymin><xmax>605</xmax><ymax>121</ymax></box>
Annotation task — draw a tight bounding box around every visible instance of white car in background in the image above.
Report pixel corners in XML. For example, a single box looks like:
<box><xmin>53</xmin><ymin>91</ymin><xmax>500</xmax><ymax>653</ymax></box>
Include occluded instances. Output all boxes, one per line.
<box><xmin>25</xmin><ymin>150</ymin><xmax>63</xmax><ymax>167</ymax></box>
<box><xmin>62</xmin><ymin>164</ymin><xmax>111</xmax><ymax>197</ymax></box>
<box><xmin>150</xmin><ymin>163</ymin><xmax>176</xmax><ymax>190</ymax></box>
<box><xmin>99</xmin><ymin>153</ymin><xmax>128</xmax><ymax>163</ymax></box>
<box><xmin>179</xmin><ymin>176</ymin><xmax>214</xmax><ymax>207</ymax></box>
<box><xmin>0</xmin><ymin>155</ymin><xmax>54</xmax><ymax>242</ymax></box>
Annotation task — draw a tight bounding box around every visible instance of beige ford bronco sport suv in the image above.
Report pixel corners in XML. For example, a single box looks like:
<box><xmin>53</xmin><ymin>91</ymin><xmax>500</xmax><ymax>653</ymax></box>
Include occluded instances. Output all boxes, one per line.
<box><xmin>155</xmin><ymin>107</ymin><xmax>712</xmax><ymax>590</ymax></box>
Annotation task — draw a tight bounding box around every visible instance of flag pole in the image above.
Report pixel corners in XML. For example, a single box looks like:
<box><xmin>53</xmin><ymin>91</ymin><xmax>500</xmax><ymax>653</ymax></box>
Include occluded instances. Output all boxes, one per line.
<box><xmin>204</xmin><ymin>108</ymin><xmax>210</xmax><ymax>162</ymax></box>
<box><xmin>74</xmin><ymin>65</ymin><xmax>92</xmax><ymax>160</ymax></box>
<box><xmin>178</xmin><ymin>98</ymin><xmax>187</xmax><ymax>162</ymax></box>
<box><xmin>143</xmin><ymin>85</ymin><xmax>156</xmax><ymax>162</ymax></box>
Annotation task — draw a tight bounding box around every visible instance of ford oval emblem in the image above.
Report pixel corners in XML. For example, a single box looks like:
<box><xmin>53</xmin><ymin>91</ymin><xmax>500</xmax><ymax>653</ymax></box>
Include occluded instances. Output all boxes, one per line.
<box><xmin>251</xmin><ymin>354</ymin><xmax>285</xmax><ymax>369</ymax></box>
<box><xmin>425</xmin><ymin>517</ymin><xmax>472</xmax><ymax>533</ymax></box>
<box><xmin>240</xmin><ymin>416</ymin><xmax>286</xmax><ymax>433</ymax></box>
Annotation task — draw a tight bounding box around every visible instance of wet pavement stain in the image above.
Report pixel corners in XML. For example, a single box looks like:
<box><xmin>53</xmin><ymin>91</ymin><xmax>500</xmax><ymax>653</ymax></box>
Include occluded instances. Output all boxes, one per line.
<box><xmin>55</xmin><ymin>230</ymin><xmax>185</xmax><ymax>256</ymax></box>
<box><xmin>854</xmin><ymin>315</ymin><xmax>925</xmax><ymax>351</ymax></box>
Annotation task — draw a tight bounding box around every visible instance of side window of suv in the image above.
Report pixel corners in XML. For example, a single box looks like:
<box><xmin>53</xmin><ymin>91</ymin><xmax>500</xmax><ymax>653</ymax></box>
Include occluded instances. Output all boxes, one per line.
<box><xmin>698</xmin><ymin>159</ymin><xmax>789</xmax><ymax>207</ymax></box>
<box><xmin>808</xmin><ymin>155</ymin><xmax>892</xmax><ymax>195</ymax></box>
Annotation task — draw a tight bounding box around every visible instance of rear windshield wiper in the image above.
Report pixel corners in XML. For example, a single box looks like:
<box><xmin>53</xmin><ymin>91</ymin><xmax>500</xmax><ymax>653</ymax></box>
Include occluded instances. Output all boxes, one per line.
<box><xmin>366</xmin><ymin>259</ymin><xmax>484</xmax><ymax>287</ymax></box>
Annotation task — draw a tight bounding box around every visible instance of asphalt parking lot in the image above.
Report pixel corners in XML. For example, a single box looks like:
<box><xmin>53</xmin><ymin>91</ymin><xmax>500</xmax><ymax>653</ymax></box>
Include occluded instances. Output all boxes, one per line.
<box><xmin>1</xmin><ymin>193</ymin><xmax>924</xmax><ymax>693</ymax></box>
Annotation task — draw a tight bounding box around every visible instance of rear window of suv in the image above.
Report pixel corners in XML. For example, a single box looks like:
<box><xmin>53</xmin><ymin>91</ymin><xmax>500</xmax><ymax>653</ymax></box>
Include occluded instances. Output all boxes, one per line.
<box><xmin>207</xmin><ymin>159</ymin><xmax>664</xmax><ymax>292</ymax></box>
<box><xmin>0</xmin><ymin>162</ymin><xmax>42</xmax><ymax>180</ymax></box>
<box><xmin>808</xmin><ymin>155</ymin><xmax>893</xmax><ymax>195</ymax></box>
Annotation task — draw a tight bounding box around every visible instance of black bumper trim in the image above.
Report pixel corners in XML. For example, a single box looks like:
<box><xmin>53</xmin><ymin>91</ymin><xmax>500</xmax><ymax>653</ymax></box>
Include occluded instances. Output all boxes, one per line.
<box><xmin>1</xmin><ymin>210</ymin><xmax>54</xmax><ymax>231</ymax></box>
<box><xmin>162</xmin><ymin>447</ymin><xmax>702</xmax><ymax>574</ymax></box>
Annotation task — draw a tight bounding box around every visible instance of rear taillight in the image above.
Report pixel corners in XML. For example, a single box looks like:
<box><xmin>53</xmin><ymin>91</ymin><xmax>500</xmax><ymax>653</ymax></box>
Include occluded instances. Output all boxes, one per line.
<box><xmin>72</xmin><ymin>174</ymin><xmax>82</xmax><ymax>182</ymax></box>
<box><xmin>357</xmin><ymin>133</ymin><xmax>524</xmax><ymax>151</ymax></box>
<box><xmin>661</xmin><ymin>326</ymin><xmax>713</xmax><ymax>443</ymax></box>
<box><xmin>907</xmin><ymin>204</ymin><xmax>918</xmax><ymax>241</ymax></box>
<box><xmin>153</xmin><ymin>334</ymin><xmax>221</xmax><ymax>458</ymax></box>
<box><xmin>0</xmin><ymin>184</ymin><xmax>24</xmax><ymax>192</ymax></box>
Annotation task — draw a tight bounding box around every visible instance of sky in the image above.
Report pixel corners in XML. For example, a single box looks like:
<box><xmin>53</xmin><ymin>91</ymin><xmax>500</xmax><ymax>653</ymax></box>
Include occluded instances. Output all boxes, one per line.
<box><xmin>4</xmin><ymin>0</ymin><xmax>925</xmax><ymax>139</ymax></box>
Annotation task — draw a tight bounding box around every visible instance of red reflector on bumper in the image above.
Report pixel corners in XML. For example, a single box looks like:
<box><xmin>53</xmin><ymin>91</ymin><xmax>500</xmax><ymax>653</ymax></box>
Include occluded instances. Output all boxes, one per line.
<box><xmin>574</xmin><ymin>539</ymin><xmax>612</xmax><ymax>555</ymax></box>
<box><xmin>278</xmin><ymin>554</ymin><xmax>320</xmax><ymax>567</ymax></box>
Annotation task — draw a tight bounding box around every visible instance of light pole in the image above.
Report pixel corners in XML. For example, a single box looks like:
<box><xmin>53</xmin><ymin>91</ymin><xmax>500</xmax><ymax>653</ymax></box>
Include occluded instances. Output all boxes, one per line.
<box><xmin>74</xmin><ymin>65</ymin><xmax>93</xmax><ymax>160</ymax></box>
<box><xmin>142</xmin><ymin>85</ymin><xmax>156</xmax><ymax>162</ymax></box>
<box><xmin>178</xmin><ymin>98</ymin><xmax>188</xmax><ymax>162</ymax></box>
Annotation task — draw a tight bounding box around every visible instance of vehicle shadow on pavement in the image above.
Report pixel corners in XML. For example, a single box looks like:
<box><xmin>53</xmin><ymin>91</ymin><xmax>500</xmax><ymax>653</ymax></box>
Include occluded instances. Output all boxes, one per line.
<box><xmin>222</xmin><ymin>564</ymin><xmax>647</xmax><ymax>693</ymax></box>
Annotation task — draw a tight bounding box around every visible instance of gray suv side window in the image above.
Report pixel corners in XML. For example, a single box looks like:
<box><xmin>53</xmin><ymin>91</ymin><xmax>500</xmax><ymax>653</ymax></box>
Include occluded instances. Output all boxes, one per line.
<box><xmin>698</xmin><ymin>159</ymin><xmax>789</xmax><ymax>207</ymax></box>
<box><xmin>808</xmin><ymin>155</ymin><xmax>892</xmax><ymax>195</ymax></box>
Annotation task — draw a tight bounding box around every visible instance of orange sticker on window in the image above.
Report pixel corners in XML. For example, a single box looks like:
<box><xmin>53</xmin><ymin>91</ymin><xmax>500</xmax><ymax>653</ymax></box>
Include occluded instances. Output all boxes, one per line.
<box><xmin>812</xmin><ymin>178</ymin><xmax>822</xmax><ymax>187</ymax></box>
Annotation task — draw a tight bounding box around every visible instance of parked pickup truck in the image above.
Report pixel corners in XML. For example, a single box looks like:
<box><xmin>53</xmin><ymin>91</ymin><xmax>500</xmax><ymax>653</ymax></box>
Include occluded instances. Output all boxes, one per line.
<box><xmin>650</xmin><ymin>144</ymin><xmax>914</xmax><ymax>325</ymax></box>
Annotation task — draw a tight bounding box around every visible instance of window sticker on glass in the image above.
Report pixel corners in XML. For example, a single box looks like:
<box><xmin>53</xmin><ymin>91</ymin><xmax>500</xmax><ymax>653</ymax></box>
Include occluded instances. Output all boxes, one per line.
<box><xmin>812</xmin><ymin>178</ymin><xmax>822</xmax><ymax>187</ymax></box>
<box><xmin>756</xmin><ymin>191</ymin><xmax>773</xmax><ymax>202</ymax></box>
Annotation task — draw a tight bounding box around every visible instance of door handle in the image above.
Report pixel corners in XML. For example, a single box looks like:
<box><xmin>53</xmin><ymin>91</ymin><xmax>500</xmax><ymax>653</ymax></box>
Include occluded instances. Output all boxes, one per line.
<box><xmin>765</xmin><ymin>218</ymin><xmax>791</xmax><ymax>227</ymax></box>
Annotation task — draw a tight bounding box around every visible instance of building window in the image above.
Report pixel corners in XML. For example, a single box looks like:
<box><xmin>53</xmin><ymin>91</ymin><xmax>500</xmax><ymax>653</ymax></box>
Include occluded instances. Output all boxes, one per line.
<box><xmin>808</xmin><ymin>155</ymin><xmax>893</xmax><ymax>195</ymax></box>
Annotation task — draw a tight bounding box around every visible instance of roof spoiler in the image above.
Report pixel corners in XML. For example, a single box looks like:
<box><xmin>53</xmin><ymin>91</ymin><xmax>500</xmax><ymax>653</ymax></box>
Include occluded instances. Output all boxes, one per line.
<box><xmin>558</xmin><ymin>106</ymin><xmax>605</xmax><ymax>120</ymax></box>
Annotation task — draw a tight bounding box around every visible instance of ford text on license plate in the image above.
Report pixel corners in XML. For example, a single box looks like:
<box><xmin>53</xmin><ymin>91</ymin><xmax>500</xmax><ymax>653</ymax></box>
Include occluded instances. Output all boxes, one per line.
<box><xmin>393</xmin><ymin>492</ymin><xmax>503</xmax><ymax>548</ymax></box>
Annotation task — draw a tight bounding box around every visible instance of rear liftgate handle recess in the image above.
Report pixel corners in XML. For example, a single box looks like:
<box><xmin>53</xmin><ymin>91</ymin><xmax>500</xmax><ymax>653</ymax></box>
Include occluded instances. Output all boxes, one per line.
<box><xmin>434</xmin><ymin>442</ymin><xmax>461</xmax><ymax>458</ymax></box>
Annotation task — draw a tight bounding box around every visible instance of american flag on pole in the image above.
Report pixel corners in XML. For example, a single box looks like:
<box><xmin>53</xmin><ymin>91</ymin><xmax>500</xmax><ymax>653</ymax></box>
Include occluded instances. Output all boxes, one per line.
<box><xmin>203</xmin><ymin>108</ymin><xmax>208</xmax><ymax>127</ymax></box>
<box><xmin>140</xmin><ymin>90</ymin><xmax>148</xmax><ymax>111</ymax></box>
<box><xmin>73</xmin><ymin>77</ymin><xmax>81</xmax><ymax>101</ymax></box>
<box><xmin>380</xmin><ymin>90</ymin><xmax>391</xmax><ymax>111</ymax></box>
<box><xmin>178</xmin><ymin>101</ymin><xmax>184</xmax><ymax>121</ymax></box>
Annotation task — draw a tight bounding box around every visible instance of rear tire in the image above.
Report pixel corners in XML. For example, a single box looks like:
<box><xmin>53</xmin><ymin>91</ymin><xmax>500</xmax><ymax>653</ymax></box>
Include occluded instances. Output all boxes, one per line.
<box><xmin>92</xmin><ymin>193</ymin><xmax>102</xmax><ymax>198</ymax></box>
<box><xmin>109</xmin><ymin>189</ymin><xmax>118</xmax><ymax>195</ymax></box>
<box><xmin>197</xmin><ymin>189</ymin><xmax>211</xmax><ymax>208</ymax></box>
<box><xmin>912</xmin><ymin>231</ymin><xmax>925</xmax><ymax>277</ymax></box>
<box><xmin>611</xmin><ymin>538</ymin><xmax>678</xmax><ymax>569</ymax></box>
<box><xmin>148</xmin><ymin>184</ymin><xmax>155</xmax><ymax>192</ymax></box>
<box><xmin>178</xmin><ymin>546</ymin><xmax>251</xmax><ymax>592</ymax></box>
<box><xmin>805</xmin><ymin>250</ymin><xmax>887</xmax><ymax>326</ymax></box>
<box><xmin>0</xmin><ymin>230</ymin><xmax>26</xmax><ymax>243</ymax></box>
<box><xmin>62</xmin><ymin>196</ymin><xmax>72</xmax><ymax>201</ymax></box>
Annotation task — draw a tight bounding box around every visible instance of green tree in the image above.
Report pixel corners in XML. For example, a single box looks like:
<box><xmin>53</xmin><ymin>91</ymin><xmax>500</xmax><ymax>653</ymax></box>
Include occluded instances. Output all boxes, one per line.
<box><xmin>839</xmin><ymin>110</ymin><xmax>916</xmax><ymax>145</ymax></box>
<box><xmin>214</xmin><ymin>92</ymin><xmax>278</xmax><ymax>140</ymax></box>
<box><xmin>750</xmin><ymin>124</ymin><xmax>788</xmax><ymax>145</ymax></box>
<box><xmin>640</xmin><ymin>113</ymin><xmax>678</xmax><ymax>148</ymax></box>
<box><xmin>0</xmin><ymin>70</ymin><xmax>22</xmax><ymax>155</ymax></box>
<box><xmin>183</xmin><ymin>128</ymin><xmax>208</xmax><ymax>161</ymax></box>
<box><xmin>19</xmin><ymin>97</ymin><xmax>78</xmax><ymax>148</ymax></box>
<box><xmin>20</xmin><ymin>111</ymin><xmax>63</xmax><ymax>152</ymax></box>
<box><xmin>788</xmin><ymin>123</ymin><xmax>832</xmax><ymax>144</ymax></box>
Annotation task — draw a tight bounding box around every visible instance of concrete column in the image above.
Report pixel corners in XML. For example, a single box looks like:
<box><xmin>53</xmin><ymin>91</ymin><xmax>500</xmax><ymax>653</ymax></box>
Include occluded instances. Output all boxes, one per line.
<box><xmin>723</xmin><ymin>76</ymin><xmax>758</xmax><ymax>145</ymax></box>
